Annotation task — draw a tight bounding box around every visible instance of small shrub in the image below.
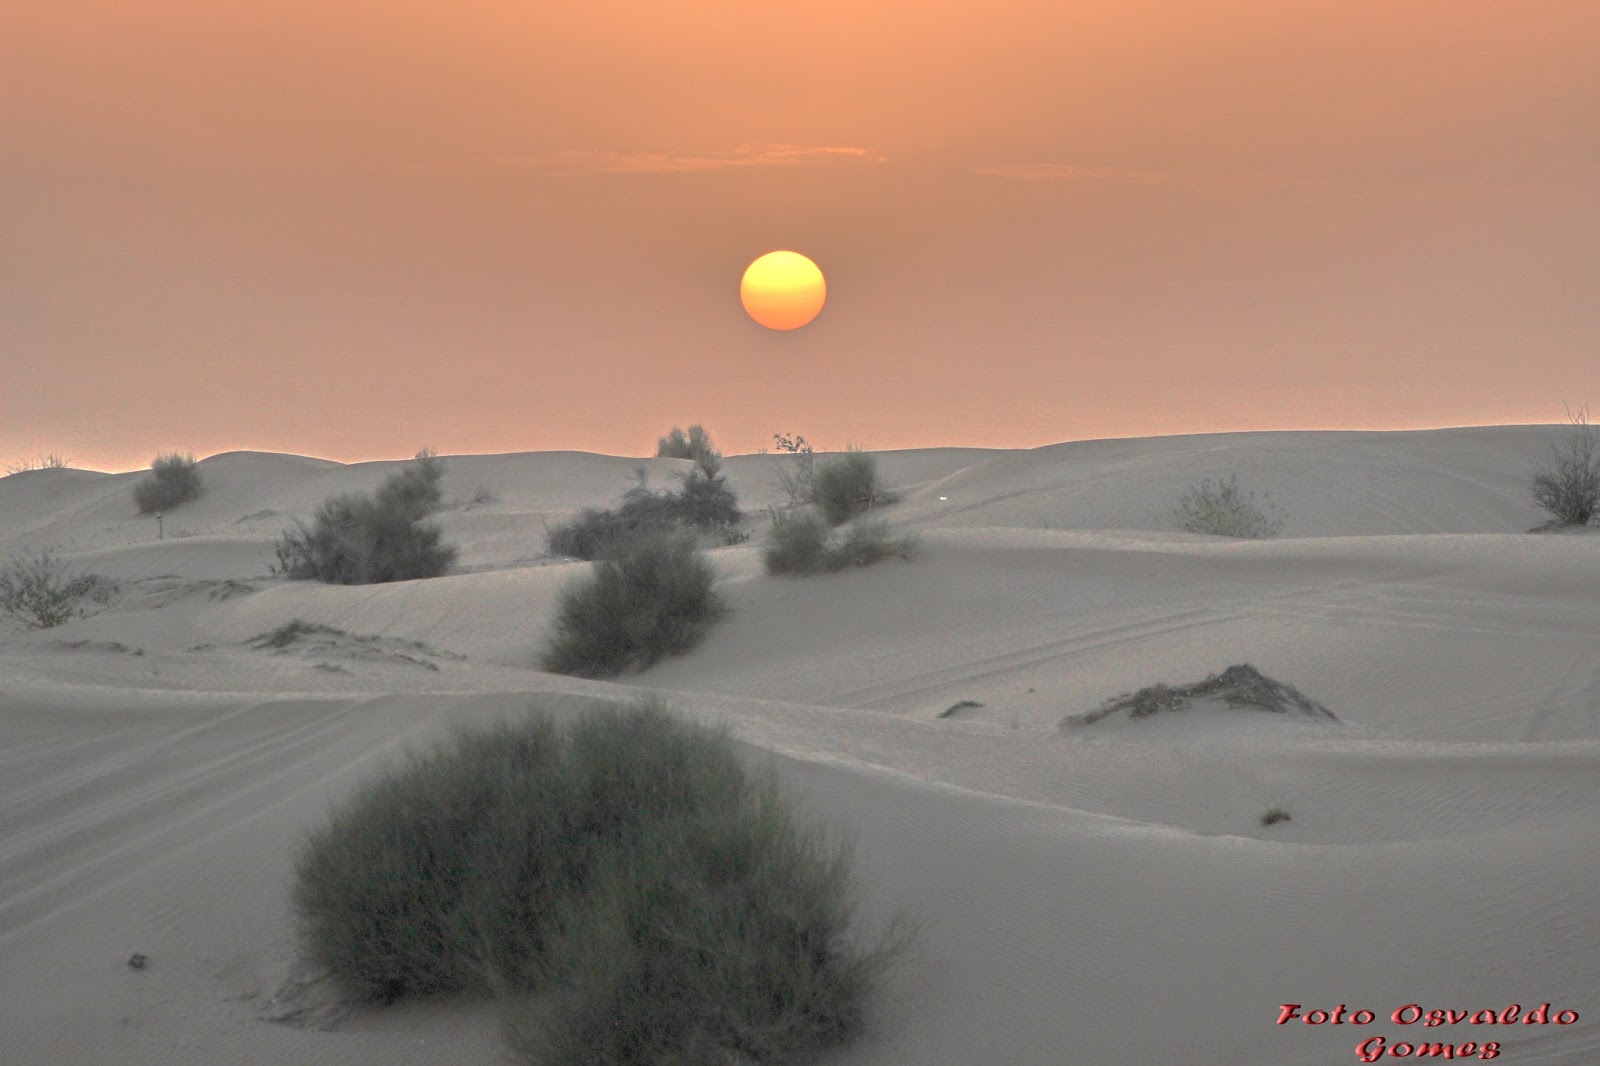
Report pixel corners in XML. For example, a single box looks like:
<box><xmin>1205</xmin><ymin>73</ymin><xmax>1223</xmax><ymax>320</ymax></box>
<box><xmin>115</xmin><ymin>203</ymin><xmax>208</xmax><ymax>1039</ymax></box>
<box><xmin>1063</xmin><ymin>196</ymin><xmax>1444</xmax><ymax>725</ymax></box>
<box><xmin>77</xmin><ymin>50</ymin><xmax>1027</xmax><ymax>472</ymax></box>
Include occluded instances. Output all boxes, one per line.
<box><xmin>0</xmin><ymin>548</ymin><xmax>120</xmax><ymax>629</ymax></box>
<box><xmin>763</xmin><ymin>509</ymin><xmax>832</xmax><ymax>575</ymax></box>
<box><xmin>812</xmin><ymin>449</ymin><xmax>899</xmax><ymax>526</ymax></box>
<box><xmin>1171</xmin><ymin>474</ymin><xmax>1287</xmax><ymax>538</ymax></box>
<box><xmin>771</xmin><ymin>432</ymin><xmax>817</xmax><ymax>509</ymax></box>
<box><xmin>292</xmin><ymin>700</ymin><xmax>908</xmax><ymax>1064</ymax></box>
<box><xmin>1260</xmin><ymin>807</ymin><xmax>1292</xmax><ymax>827</ymax></box>
<box><xmin>1530</xmin><ymin>406</ymin><xmax>1599</xmax><ymax>527</ymax></box>
<box><xmin>541</xmin><ymin>532</ymin><xmax>727</xmax><ymax>678</ymax></box>
<box><xmin>763</xmin><ymin>510</ymin><xmax>917</xmax><ymax>576</ymax></box>
<box><xmin>547</xmin><ymin>463</ymin><xmax>741</xmax><ymax>561</ymax></box>
<box><xmin>655</xmin><ymin>424</ymin><xmax>720</xmax><ymax>464</ymax></box>
<box><xmin>133</xmin><ymin>452</ymin><xmax>204</xmax><ymax>514</ymax></box>
<box><xmin>5</xmin><ymin>453</ymin><xmax>70</xmax><ymax>475</ymax></box>
<box><xmin>274</xmin><ymin>450</ymin><xmax>458</xmax><ymax>584</ymax></box>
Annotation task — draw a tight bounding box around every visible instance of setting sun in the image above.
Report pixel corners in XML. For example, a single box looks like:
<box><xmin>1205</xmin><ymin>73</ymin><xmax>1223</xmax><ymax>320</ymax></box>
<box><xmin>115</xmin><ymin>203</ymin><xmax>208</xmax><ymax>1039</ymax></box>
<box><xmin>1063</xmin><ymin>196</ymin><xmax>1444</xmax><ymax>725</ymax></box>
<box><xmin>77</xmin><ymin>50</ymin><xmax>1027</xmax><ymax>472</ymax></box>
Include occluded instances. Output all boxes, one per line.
<box><xmin>739</xmin><ymin>250</ymin><xmax>826</xmax><ymax>331</ymax></box>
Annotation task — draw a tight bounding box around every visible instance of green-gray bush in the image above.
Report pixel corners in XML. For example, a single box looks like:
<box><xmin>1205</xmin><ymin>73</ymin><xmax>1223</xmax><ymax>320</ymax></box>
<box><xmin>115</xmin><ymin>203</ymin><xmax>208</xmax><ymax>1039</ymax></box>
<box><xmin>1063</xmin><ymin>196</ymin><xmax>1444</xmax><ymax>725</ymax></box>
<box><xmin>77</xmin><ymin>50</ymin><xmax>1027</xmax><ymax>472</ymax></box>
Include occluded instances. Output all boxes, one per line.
<box><xmin>292</xmin><ymin>701</ymin><xmax>907</xmax><ymax>1063</ymax></box>
<box><xmin>274</xmin><ymin>450</ymin><xmax>458</xmax><ymax>584</ymax></box>
<box><xmin>541</xmin><ymin>532</ymin><xmax>726</xmax><ymax>677</ymax></box>
<box><xmin>655</xmin><ymin>424</ymin><xmax>720</xmax><ymax>464</ymax></box>
<box><xmin>546</xmin><ymin>462</ymin><xmax>741</xmax><ymax>561</ymax></box>
<box><xmin>0</xmin><ymin>548</ymin><xmax>120</xmax><ymax>629</ymax></box>
<box><xmin>812</xmin><ymin>449</ymin><xmax>899</xmax><ymax>526</ymax></box>
<box><xmin>133</xmin><ymin>452</ymin><xmax>204</xmax><ymax>514</ymax></box>
<box><xmin>1171</xmin><ymin>474</ymin><xmax>1287</xmax><ymax>539</ymax></box>
<box><xmin>763</xmin><ymin>510</ymin><xmax>917</xmax><ymax>576</ymax></box>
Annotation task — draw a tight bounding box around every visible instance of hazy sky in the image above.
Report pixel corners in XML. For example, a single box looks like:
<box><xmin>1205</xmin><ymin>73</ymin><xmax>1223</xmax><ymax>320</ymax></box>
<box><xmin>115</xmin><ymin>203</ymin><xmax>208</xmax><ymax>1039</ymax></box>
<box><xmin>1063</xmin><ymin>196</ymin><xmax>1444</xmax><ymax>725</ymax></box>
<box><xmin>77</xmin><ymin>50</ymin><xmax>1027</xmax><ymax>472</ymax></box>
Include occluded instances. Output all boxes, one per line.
<box><xmin>4</xmin><ymin>1</ymin><xmax>1597</xmax><ymax>472</ymax></box>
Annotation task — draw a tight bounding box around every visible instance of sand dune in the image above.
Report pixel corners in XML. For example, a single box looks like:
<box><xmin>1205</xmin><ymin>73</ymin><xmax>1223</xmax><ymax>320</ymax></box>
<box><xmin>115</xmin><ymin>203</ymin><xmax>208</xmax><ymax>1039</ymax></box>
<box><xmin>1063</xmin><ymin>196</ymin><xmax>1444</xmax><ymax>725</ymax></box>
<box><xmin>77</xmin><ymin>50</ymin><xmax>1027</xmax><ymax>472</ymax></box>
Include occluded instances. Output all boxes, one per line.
<box><xmin>2</xmin><ymin>426</ymin><xmax>1597</xmax><ymax>1064</ymax></box>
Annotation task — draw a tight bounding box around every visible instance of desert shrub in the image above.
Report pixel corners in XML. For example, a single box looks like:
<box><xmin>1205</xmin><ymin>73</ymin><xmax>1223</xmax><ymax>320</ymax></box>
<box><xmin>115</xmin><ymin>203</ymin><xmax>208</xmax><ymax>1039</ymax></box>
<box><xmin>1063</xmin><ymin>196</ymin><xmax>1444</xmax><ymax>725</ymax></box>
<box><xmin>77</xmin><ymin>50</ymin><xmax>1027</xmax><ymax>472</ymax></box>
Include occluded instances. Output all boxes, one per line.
<box><xmin>507</xmin><ymin>779</ymin><xmax>908</xmax><ymax>1066</ymax></box>
<box><xmin>546</xmin><ymin>461</ymin><xmax>741</xmax><ymax>561</ymax></box>
<box><xmin>133</xmin><ymin>452</ymin><xmax>204</xmax><ymax>514</ymax></box>
<box><xmin>293</xmin><ymin>700</ymin><xmax>906</xmax><ymax>1062</ymax></box>
<box><xmin>763</xmin><ymin>509</ymin><xmax>832</xmax><ymax>575</ymax></box>
<box><xmin>274</xmin><ymin>451</ymin><xmax>458</xmax><ymax>584</ymax></box>
<box><xmin>1171</xmin><ymin>474</ymin><xmax>1287</xmax><ymax>538</ymax></box>
<box><xmin>763</xmin><ymin>511</ymin><xmax>917</xmax><ymax>576</ymax></box>
<box><xmin>541</xmin><ymin>531</ymin><xmax>727</xmax><ymax>678</ymax></box>
<box><xmin>771</xmin><ymin>432</ymin><xmax>817</xmax><ymax>509</ymax></box>
<box><xmin>4</xmin><ymin>453</ymin><xmax>70</xmax><ymax>475</ymax></box>
<box><xmin>0</xmin><ymin>548</ymin><xmax>120</xmax><ymax>629</ymax></box>
<box><xmin>812</xmin><ymin>449</ymin><xmax>899</xmax><ymax>526</ymax></box>
<box><xmin>1530</xmin><ymin>406</ymin><xmax>1599</xmax><ymax>527</ymax></box>
<box><xmin>828</xmin><ymin>519</ymin><xmax>919</xmax><ymax>569</ymax></box>
<box><xmin>655</xmin><ymin>424</ymin><xmax>720</xmax><ymax>464</ymax></box>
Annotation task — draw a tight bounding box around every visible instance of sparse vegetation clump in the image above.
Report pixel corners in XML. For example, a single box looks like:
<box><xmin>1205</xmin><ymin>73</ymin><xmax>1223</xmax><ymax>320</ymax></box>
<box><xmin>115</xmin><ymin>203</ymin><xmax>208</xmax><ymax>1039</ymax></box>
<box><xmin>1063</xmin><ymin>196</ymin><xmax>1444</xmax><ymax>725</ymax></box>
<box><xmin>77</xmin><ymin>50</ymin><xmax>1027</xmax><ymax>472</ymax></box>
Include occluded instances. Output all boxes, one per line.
<box><xmin>4</xmin><ymin>453</ymin><xmax>70</xmax><ymax>475</ymax></box>
<box><xmin>273</xmin><ymin>450</ymin><xmax>458</xmax><ymax>585</ymax></box>
<box><xmin>1530</xmin><ymin>405</ymin><xmax>1599</xmax><ymax>529</ymax></box>
<box><xmin>1260</xmin><ymin>807</ymin><xmax>1292</xmax><ymax>827</ymax></box>
<box><xmin>655</xmin><ymin>423</ymin><xmax>720</xmax><ymax>464</ymax></box>
<box><xmin>293</xmin><ymin>701</ymin><xmax>907</xmax><ymax>1064</ymax></box>
<box><xmin>133</xmin><ymin>452</ymin><xmax>205</xmax><ymax>514</ymax></box>
<box><xmin>1062</xmin><ymin>664</ymin><xmax>1337</xmax><ymax>730</ymax></box>
<box><xmin>546</xmin><ymin>458</ymin><xmax>742</xmax><ymax>561</ymax></box>
<box><xmin>771</xmin><ymin>431</ymin><xmax>817</xmax><ymax>509</ymax></box>
<box><xmin>812</xmin><ymin>448</ymin><xmax>899</xmax><ymax>526</ymax></box>
<box><xmin>763</xmin><ymin>510</ymin><xmax>918</xmax><ymax>576</ymax></box>
<box><xmin>541</xmin><ymin>531</ymin><xmax>727</xmax><ymax>678</ymax></box>
<box><xmin>0</xmin><ymin>548</ymin><xmax>120</xmax><ymax>629</ymax></box>
<box><xmin>1170</xmin><ymin>473</ymin><xmax>1287</xmax><ymax>539</ymax></box>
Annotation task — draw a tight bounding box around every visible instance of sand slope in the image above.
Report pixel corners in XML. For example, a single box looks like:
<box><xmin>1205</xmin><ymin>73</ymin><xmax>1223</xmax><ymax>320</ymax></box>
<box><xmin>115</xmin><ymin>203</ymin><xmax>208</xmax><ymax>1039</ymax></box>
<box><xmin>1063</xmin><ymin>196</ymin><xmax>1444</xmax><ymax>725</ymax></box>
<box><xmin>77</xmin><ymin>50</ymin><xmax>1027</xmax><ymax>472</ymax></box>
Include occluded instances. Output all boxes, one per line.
<box><xmin>2</xmin><ymin>426</ymin><xmax>1597</xmax><ymax>1065</ymax></box>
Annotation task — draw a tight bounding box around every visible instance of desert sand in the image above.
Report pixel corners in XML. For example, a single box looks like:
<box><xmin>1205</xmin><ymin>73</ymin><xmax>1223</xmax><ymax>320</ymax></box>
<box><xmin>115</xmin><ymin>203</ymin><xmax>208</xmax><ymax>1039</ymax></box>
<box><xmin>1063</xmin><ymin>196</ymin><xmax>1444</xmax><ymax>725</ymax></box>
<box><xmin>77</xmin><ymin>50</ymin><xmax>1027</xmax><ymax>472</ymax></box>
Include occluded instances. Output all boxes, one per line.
<box><xmin>2</xmin><ymin>425</ymin><xmax>1597</xmax><ymax>1065</ymax></box>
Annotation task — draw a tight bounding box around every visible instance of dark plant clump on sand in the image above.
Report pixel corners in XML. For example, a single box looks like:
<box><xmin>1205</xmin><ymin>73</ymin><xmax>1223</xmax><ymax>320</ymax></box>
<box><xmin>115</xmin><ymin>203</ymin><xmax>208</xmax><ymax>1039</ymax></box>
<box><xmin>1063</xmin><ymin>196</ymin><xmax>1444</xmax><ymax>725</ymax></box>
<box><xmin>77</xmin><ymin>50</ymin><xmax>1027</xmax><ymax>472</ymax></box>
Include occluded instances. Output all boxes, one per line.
<box><xmin>541</xmin><ymin>531</ymin><xmax>727</xmax><ymax>678</ymax></box>
<box><xmin>547</xmin><ymin>456</ymin><xmax>741</xmax><ymax>561</ymax></box>
<box><xmin>133</xmin><ymin>452</ymin><xmax>205</xmax><ymax>514</ymax></box>
<box><xmin>293</xmin><ymin>700</ymin><xmax>911</xmax><ymax>1065</ymax></box>
<box><xmin>763</xmin><ymin>509</ymin><xmax>918</xmax><ymax>576</ymax></box>
<box><xmin>1062</xmin><ymin>664</ymin><xmax>1337</xmax><ymax>729</ymax></box>
<box><xmin>655</xmin><ymin>423</ymin><xmax>720</xmax><ymax>464</ymax></box>
<box><xmin>0</xmin><ymin>548</ymin><xmax>120</xmax><ymax>629</ymax></box>
<box><xmin>812</xmin><ymin>449</ymin><xmax>900</xmax><ymax>526</ymax></box>
<box><xmin>273</xmin><ymin>450</ymin><xmax>458</xmax><ymax>585</ymax></box>
<box><xmin>1170</xmin><ymin>473</ymin><xmax>1287</xmax><ymax>539</ymax></box>
<box><xmin>1529</xmin><ymin>405</ymin><xmax>1599</xmax><ymax>528</ymax></box>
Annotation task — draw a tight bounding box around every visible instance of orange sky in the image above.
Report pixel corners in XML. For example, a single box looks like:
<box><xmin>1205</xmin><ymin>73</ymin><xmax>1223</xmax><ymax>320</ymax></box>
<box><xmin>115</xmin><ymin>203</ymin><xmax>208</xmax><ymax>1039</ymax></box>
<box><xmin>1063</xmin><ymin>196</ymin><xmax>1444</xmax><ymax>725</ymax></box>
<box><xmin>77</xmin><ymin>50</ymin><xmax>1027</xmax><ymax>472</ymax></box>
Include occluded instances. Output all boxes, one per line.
<box><xmin>3</xmin><ymin>1</ymin><xmax>1597</xmax><ymax>472</ymax></box>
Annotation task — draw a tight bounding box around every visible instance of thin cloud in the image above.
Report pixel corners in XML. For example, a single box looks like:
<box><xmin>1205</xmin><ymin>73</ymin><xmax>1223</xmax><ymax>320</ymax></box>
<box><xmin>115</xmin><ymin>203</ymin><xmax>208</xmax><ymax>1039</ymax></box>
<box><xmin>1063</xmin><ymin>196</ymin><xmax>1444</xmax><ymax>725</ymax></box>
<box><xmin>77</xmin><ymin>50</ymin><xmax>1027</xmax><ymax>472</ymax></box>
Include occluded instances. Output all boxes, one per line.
<box><xmin>496</xmin><ymin>144</ymin><xmax>887</xmax><ymax>175</ymax></box>
<box><xmin>974</xmin><ymin>162</ymin><xmax>1185</xmax><ymax>184</ymax></box>
<box><xmin>974</xmin><ymin>161</ymin><xmax>1329</xmax><ymax>196</ymax></box>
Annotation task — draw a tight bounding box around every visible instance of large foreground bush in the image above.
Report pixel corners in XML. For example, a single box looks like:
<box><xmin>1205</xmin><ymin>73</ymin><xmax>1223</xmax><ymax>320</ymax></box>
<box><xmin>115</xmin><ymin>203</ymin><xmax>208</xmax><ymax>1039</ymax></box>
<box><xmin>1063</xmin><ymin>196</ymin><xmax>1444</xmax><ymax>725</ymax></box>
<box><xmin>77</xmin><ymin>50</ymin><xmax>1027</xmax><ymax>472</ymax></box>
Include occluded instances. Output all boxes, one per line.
<box><xmin>812</xmin><ymin>449</ymin><xmax>899</xmax><ymax>526</ymax></box>
<box><xmin>133</xmin><ymin>452</ymin><xmax>204</xmax><ymax>514</ymax></box>
<box><xmin>1170</xmin><ymin>473</ymin><xmax>1287</xmax><ymax>538</ymax></box>
<box><xmin>0</xmin><ymin>548</ymin><xmax>120</xmax><ymax>629</ymax></box>
<box><xmin>542</xmin><ymin>532</ymin><xmax>726</xmax><ymax>678</ymax></box>
<box><xmin>764</xmin><ymin>510</ymin><xmax>918</xmax><ymax>576</ymax></box>
<box><xmin>274</xmin><ymin>451</ymin><xmax>458</xmax><ymax>584</ymax></box>
<box><xmin>1530</xmin><ymin>406</ymin><xmax>1599</xmax><ymax>528</ymax></box>
<box><xmin>293</xmin><ymin>702</ymin><xmax>908</xmax><ymax>1064</ymax></box>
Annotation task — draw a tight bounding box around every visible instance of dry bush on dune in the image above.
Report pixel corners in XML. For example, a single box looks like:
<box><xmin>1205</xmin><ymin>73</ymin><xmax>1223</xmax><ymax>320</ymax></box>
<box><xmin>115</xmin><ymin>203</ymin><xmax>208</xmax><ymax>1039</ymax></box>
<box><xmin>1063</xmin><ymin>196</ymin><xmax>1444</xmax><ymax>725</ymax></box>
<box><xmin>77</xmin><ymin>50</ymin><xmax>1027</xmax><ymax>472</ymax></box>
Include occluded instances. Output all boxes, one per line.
<box><xmin>4</xmin><ymin>452</ymin><xmax>70</xmax><ymax>475</ymax></box>
<box><xmin>763</xmin><ymin>509</ymin><xmax>918</xmax><ymax>576</ymax></box>
<box><xmin>546</xmin><ymin>460</ymin><xmax>742</xmax><ymax>561</ymax></box>
<box><xmin>1530</xmin><ymin>406</ymin><xmax>1599</xmax><ymax>529</ymax></box>
<box><xmin>293</xmin><ymin>701</ymin><xmax>909</xmax><ymax>1064</ymax></box>
<box><xmin>133</xmin><ymin>452</ymin><xmax>204</xmax><ymax>514</ymax></box>
<box><xmin>655</xmin><ymin>423</ymin><xmax>720</xmax><ymax>464</ymax></box>
<box><xmin>812</xmin><ymin>448</ymin><xmax>900</xmax><ymax>526</ymax></box>
<box><xmin>273</xmin><ymin>450</ymin><xmax>458</xmax><ymax>584</ymax></box>
<box><xmin>1170</xmin><ymin>473</ymin><xmax>1287</xmax><ymax>538</ymax></box>
<box><xmin>541</xmin><ymin>531</ymin><xmax>727</xmax><ymax>678</ymax></box>
<box><xmin>771</xmin><ymin>431</ymin><xmax>817</xmax><ymax>510</ymax></box>
<box><xmin>0</xmin><ymin>548</ymin><xmax>120</xmax><ymax>629</ymax></box>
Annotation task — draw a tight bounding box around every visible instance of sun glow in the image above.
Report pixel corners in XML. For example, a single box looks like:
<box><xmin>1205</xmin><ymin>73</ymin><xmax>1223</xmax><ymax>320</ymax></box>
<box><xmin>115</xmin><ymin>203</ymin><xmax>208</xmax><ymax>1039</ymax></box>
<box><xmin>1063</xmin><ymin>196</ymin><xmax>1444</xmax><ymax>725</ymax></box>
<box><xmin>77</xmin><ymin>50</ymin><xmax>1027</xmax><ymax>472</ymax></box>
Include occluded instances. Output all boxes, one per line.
<box><xmin>739</xmin><ymin>250</ymin><xmax>826</xmax><ymax>331</ymax></box>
